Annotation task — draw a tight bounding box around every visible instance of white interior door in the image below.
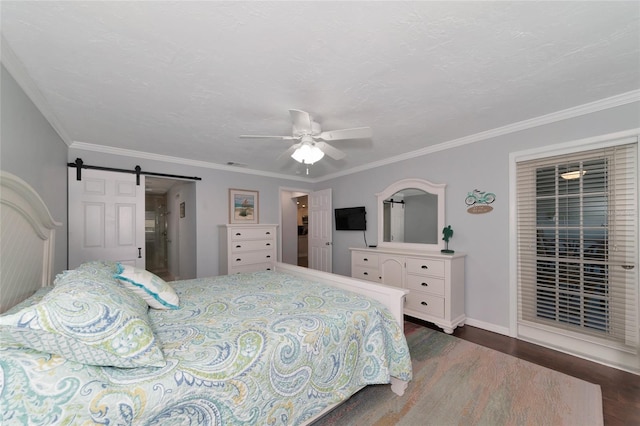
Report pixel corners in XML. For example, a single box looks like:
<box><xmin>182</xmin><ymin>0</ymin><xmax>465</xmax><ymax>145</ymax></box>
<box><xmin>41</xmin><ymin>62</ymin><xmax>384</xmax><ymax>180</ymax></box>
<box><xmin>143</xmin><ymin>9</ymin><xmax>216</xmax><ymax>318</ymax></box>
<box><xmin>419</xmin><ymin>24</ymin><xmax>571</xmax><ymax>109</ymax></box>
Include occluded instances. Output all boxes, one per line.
<box><xmin>308</xmin><ymin>188</ymin><xmax>332</xmax><ymax>272</ymax></box>
<box><xmin>68</xmin><ymin>168</ymin><xmax>145</xmax><ymax>269</ymax></box>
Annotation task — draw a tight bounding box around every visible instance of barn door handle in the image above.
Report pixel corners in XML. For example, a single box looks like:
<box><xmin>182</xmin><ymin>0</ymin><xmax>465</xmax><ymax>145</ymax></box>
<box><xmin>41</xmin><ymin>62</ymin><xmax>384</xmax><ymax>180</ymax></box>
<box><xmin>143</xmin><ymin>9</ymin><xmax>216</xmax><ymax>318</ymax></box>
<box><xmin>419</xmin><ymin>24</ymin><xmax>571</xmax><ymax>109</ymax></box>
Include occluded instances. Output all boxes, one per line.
<box><xmin>138</xmin><ymin>247</ymin><xmax>142</xmax><ymax>258</ymax></box>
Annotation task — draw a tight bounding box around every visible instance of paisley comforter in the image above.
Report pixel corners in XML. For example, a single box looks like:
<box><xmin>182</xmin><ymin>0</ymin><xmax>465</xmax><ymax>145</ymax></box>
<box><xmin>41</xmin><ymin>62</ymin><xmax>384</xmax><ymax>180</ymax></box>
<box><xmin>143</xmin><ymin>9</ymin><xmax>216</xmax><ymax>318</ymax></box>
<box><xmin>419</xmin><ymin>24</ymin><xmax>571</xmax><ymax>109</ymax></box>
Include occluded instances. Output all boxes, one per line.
<box><xmin>0</xmin><ymin>271</ymin><xmax>412</xmax><ymax>425</ymax></box>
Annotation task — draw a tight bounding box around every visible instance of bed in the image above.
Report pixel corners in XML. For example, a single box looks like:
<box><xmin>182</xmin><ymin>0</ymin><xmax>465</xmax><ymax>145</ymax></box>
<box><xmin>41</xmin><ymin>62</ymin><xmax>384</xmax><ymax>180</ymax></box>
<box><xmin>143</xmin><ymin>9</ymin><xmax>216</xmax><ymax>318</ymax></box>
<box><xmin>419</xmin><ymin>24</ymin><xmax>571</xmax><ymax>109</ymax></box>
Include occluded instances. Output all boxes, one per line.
<box><xmin>0</xmin><ymin>171</ymin><xmax>412</xmax><ymax>425</ymax></box>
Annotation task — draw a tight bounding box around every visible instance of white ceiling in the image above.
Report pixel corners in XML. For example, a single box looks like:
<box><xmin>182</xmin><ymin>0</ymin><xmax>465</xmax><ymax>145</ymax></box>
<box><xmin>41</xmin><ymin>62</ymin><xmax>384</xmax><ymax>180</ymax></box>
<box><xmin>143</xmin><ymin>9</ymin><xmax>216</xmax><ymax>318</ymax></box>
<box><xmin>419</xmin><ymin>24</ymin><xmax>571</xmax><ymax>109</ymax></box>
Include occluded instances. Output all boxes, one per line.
<box><xmin>2</xmin><ymin>1</ymin><xmax>639</xmax><ymax>180</ymax></box>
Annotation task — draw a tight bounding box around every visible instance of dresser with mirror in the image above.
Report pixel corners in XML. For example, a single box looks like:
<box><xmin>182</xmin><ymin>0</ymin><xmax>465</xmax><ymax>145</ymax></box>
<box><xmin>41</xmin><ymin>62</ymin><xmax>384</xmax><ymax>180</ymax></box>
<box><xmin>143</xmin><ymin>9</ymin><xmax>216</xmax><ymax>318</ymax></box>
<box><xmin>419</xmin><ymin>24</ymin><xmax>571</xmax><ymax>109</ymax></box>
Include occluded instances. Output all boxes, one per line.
<box><xmin>350</xmin><ymin>178</ymin><xmax>466</xmax><ymax>334</ymax></box>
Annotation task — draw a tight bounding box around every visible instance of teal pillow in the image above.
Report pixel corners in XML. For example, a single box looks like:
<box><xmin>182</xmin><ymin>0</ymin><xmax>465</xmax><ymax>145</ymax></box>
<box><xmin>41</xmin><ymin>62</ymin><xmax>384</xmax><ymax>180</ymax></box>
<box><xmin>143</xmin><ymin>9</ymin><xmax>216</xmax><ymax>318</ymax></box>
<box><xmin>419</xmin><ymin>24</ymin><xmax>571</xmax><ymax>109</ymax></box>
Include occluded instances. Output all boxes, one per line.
<box><xmin>114</xmin><ymin>264</ymin><xmax>180</xmax><ymax>310</ymax></box>
<box><xmin>0</xmin><ymin>269</ymin><xmax>166</xmax><ymax>368</ymax></box>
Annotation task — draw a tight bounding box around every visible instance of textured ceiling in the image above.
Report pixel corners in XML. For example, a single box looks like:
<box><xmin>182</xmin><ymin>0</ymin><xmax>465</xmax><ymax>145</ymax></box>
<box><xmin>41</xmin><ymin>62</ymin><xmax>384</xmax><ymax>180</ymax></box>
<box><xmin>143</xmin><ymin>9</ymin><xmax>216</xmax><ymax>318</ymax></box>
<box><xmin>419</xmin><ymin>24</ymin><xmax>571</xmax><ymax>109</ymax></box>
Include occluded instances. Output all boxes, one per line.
<box><xmin>2</xmin><ymin>1</ymin><xmax>639</xmax><ymax>180</ymax></box>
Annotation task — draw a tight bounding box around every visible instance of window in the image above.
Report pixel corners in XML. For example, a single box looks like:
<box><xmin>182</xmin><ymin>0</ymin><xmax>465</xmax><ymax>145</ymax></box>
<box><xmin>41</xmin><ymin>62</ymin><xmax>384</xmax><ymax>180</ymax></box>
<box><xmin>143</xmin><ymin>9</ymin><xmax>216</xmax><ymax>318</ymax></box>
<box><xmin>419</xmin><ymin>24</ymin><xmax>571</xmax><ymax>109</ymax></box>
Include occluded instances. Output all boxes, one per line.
<box><xmin>515</xmin><ymin>138</ymin><xmax>638</xmax><ymax>371</ymax></box>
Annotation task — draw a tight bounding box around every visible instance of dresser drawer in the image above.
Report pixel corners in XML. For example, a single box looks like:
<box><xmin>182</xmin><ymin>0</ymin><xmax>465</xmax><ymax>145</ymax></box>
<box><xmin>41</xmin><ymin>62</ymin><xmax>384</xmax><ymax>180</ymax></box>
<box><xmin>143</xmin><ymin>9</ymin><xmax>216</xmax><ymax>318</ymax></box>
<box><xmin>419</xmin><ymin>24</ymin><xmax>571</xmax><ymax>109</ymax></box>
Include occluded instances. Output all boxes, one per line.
<box><xmin>406</xmin><ymin>292</ymin><xmax>445</xmax><ymax>319</ymax></box>
<box><xmin>229</xmin><ymin>262</ymin><xmax>274</xmax><ymax>274</ymax></box>
<box><xmin>406</xmin><ymin>258</ymin><xmax>445</xmax><ymax>277</ymax></box>
<box><xmin>406</xmin><ymin>274</ymin><xmax>445</xmax><ymax>296</ymax></box>
<box><xmin>352</xmin><ymin>265</ymin><xmax>380</xmax><ymax>282</ymax></box>
<box><xmin>352</xmin><ymin>251</ymin><xmax>379</xmax><ymax>267</ymax></box>
<box><xmin>230</xmin><ymin>250</ymin><xmax>275</xmax><ymax>266</ymax></box>
<box><xmin>231</xmin><ymin>239</ymin><xmax>275</xmax><ymax>252</ymax></box>
<box><xmin>230</xmin><ymin>228</ymin><xmax>276</xmax><ymax>241</ymax></box>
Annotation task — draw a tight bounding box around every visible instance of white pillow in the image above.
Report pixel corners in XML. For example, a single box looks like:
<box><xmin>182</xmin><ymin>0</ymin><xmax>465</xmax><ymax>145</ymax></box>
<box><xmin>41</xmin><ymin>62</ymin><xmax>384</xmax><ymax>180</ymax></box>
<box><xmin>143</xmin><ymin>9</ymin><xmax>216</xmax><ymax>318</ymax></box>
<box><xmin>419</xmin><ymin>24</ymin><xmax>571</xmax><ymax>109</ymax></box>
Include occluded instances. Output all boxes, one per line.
<box><xmin>114</xmin><ymin>264</ymin><xmax>180</xmax><ymax>310</ymax></box>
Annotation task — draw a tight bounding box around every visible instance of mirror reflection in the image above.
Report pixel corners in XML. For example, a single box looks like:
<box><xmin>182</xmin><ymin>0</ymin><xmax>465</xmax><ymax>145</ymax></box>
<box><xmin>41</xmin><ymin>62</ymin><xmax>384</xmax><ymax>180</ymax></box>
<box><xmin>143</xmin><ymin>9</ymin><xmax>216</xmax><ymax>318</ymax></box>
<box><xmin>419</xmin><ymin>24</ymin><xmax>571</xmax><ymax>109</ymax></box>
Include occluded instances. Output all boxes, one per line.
<box><xmin>383</xmin><ymin>189</ymin><xmax>438</xmax><ymax>244</ymax></box>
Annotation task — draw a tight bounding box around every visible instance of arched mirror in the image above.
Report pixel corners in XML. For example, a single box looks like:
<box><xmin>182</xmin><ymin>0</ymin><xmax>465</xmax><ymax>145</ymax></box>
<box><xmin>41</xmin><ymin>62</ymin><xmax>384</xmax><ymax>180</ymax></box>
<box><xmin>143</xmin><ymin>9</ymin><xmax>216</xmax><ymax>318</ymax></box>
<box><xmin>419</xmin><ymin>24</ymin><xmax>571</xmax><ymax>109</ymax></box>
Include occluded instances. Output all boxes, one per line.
<box><xmin>376</xmin><ymin>178</ymin><xmax>446</xmax><ymax>251</ymax></box>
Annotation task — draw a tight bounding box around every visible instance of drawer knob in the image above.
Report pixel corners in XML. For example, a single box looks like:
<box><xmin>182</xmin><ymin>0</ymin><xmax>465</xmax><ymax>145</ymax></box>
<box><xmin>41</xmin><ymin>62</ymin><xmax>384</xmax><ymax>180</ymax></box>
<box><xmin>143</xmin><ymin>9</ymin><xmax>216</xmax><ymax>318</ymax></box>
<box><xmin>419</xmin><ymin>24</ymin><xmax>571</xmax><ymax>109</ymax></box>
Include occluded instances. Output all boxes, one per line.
<box><xmin>363</xmin><ymin>272</ymin><xmax>369</xmax><ymax>275</ymax></box>
<box><xmin>266</xmin><ymin>243</ymin><xmax>271</xmax><ymax>246</ymax></box>
<box><xmin>235</xmin><ymin>232</ymin><xmax>242</xmax><ymax>236</ymax></box>
<box><xmin>236</xmin><ymin>245</ymin><xmax>242</xmax><ymax>248</ymax></box>
<box><xmin>421</xmin><ymin>282</ymin><xmax>428</xmax><ymax>287</ymax></box>
<box><xmin>266</xmin><ymin>231</ymin><xmax>271</xmax><ymax>235</ymax></box>
<box><xmin>266</xmin><ymin>255</ymin><xmax>271</xmax><ymax>258</ymax></box>
<box><xmin>421</xmin><ymin>265</ymin><xmax>428</xmax><ymax>269</ymax></box>
<box><xmin>363</xmin><ymin>258</ymin><xmax>369</xmax><ymax>262</ymax></box>
<box><xmin>421</xmin><ymin>301</ymin><xmax>428</xmax><ymax>306</ymax></box>
<box><xmin>235</xmin><ymin>258</ymin><xmax>242</xmax><ymax>262</ymax></box>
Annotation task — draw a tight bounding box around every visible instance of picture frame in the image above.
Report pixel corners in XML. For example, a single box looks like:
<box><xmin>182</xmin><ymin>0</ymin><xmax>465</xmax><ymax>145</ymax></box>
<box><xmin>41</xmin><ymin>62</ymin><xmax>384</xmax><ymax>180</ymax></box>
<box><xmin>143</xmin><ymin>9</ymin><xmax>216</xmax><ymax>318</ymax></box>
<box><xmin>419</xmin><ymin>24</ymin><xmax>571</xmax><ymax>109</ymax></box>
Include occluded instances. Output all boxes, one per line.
<box><xmin>229</xmin><ymin>188</ymin><xmax>259</xmax><ymax>224</ymax></box>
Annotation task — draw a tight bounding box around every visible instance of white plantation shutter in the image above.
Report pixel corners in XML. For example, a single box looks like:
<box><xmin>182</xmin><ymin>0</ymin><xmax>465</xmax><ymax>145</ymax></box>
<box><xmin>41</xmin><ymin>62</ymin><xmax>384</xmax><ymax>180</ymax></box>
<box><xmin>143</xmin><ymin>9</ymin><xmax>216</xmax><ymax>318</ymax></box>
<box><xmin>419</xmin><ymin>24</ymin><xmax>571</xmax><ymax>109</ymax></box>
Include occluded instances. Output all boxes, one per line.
<box><xmin>516</xmin><ymin>139</ymin><xmax>638</xmax><ymax>366</ymax></box>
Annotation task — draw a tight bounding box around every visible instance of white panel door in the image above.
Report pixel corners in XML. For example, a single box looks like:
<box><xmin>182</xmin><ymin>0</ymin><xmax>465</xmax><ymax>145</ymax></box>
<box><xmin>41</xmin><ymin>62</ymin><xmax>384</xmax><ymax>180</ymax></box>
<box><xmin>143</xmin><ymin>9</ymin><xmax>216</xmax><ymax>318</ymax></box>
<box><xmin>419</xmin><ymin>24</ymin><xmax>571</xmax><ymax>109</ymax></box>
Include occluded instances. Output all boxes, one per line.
<box><xmin>68</xmin><ymin>168</ymin><xmax>145</xmax><ymax>269</ymax></box>
<box><xmin>308</xmin><ymin>188</ymin><xmax>332</xmax><ymax>272</ymax></box>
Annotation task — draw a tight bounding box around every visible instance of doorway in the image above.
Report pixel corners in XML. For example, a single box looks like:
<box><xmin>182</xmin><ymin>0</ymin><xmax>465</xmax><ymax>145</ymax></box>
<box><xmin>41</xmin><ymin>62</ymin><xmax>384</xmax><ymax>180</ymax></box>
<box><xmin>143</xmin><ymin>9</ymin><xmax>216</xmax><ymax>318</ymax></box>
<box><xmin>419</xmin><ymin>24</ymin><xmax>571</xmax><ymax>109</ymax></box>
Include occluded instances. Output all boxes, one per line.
<box><xmin>296</xmin><ymin>195</ymin><xmax>309</xmax><ymax>267</ymax></box>
<box><xmin>279</xmin><ymin>187</ymin><xmax>333</xmax><ymax>272</ymax></box>
<box><xmin>145</xmin><ymin>177</ymin><xmax>197</xmax><ymax>281</ymax></box>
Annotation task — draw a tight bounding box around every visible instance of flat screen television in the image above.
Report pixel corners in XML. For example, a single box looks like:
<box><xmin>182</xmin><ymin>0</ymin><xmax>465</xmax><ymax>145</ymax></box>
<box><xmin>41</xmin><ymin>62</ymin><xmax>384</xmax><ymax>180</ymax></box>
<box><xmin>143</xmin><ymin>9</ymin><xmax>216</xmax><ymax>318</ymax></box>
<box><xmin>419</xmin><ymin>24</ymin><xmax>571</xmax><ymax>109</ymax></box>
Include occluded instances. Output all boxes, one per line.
<box><xmin>335</xmin><ymin>206</ymin><xmax>366</xmax><ymax>231</ymax></box>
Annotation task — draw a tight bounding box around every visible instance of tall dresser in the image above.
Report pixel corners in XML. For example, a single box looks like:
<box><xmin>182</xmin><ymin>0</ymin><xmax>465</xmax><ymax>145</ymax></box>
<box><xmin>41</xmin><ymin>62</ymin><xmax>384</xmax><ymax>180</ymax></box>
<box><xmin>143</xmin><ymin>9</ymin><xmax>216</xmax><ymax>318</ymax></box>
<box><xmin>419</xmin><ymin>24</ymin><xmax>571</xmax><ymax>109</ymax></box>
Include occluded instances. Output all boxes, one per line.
<box><xmin>219</xmin><ymin>224</ymin><xmax>278</xmax><ymax>274</ymax></box>
<box><xmin>350</xmin><ymin>247</ymin><xmax>465</xmax><ymax>334</ymax></box>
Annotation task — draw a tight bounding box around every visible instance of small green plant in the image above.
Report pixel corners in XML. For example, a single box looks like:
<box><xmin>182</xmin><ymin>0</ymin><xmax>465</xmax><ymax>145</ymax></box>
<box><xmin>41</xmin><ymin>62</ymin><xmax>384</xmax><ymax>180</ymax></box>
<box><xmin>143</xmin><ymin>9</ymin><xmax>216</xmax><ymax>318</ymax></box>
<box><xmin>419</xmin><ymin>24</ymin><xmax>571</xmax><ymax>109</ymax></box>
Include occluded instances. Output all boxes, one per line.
<box><xmin>441</xmin><ymin>225</ymin><xmax>454</xmax><ymax>254</ymax></box>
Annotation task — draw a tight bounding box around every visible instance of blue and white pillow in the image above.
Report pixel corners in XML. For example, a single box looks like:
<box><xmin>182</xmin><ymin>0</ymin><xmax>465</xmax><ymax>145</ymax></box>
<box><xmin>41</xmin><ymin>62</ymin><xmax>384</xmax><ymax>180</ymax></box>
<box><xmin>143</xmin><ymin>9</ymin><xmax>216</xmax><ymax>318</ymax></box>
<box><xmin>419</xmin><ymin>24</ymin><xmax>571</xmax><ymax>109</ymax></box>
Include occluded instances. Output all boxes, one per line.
<box><xmin>114</xmin><ymin>264</ymin><xmax>180</xmax><ymax>310</ymax></box>
<box><xmin>0</xmin><ymin>269</ymin><xmax>166</xmax><ymax>368</ymax></box>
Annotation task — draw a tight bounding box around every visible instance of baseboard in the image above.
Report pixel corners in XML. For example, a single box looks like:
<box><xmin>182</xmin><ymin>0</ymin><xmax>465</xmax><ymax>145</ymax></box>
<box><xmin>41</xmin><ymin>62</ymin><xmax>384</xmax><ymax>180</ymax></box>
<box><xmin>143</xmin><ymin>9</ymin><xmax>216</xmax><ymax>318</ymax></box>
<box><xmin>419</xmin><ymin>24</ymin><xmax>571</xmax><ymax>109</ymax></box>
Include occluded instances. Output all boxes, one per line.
<box><xmin>464</xmin><ymin>317</ymin><xmax>510</xmax><ymax>336</ymax></box>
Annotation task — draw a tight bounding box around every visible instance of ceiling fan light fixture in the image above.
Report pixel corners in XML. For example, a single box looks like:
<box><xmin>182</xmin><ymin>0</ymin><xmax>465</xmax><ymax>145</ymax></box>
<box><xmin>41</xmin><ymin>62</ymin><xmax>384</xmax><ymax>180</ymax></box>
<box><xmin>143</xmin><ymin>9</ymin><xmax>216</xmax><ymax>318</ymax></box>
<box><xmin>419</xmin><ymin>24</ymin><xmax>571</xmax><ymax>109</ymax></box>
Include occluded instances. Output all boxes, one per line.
<box><xmin>291</xmin><ymin>143</ymin><xmax>324</xmax><ymax>164</ymax></box>
<box><xmin>560</xmin><ymin>170</ymin><xmax>586</xmax><ymax>180</ymax></box>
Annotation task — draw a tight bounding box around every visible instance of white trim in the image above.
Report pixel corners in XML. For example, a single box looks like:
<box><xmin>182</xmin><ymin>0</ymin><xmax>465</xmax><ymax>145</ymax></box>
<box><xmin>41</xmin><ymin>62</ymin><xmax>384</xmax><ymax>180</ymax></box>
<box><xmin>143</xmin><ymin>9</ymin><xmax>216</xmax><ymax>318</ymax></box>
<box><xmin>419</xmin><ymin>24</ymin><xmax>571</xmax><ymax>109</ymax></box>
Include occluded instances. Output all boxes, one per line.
<box><xmin>69</xmin><ymin>141</ymin><xmax>311</xmax><ymax>182</ymax></box>
<box><xmin>1</xmin><ymin>36</ymin><xmax>73</xmax><ymax>146</ymax></box>
<box><xmin>464</xmin><ymin>317</ymin><xmax>510</xmax><ymax>336</ymax></box>
<box><xmin>65</xmin><ymin>92</ymin><xmax>640</xmax><ymax>183</ymax></box>
<box><xmin>509</xmin><ymin>130</ymin><xmax>640</xmax><ymax>371</ymax></box>
<box><xmin>316</xmin><ymin>91</ymin><xmax>640</xmax><ymax>182</ymax></box>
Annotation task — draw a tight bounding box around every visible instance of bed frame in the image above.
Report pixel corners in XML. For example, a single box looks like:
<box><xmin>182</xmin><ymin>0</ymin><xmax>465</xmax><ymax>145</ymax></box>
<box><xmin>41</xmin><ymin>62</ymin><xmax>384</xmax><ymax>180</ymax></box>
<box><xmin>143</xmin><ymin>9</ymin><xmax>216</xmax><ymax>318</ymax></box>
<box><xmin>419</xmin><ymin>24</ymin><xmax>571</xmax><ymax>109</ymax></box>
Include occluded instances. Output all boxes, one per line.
<box><xmin>0</xmin><ymin>171</ymin><xmax>61</xmax><ymax>313</ymax></box>
<box><xmin>0</xmin><ymin>170</ymin><xmax>409</xmax><ymax>409</ymax></box>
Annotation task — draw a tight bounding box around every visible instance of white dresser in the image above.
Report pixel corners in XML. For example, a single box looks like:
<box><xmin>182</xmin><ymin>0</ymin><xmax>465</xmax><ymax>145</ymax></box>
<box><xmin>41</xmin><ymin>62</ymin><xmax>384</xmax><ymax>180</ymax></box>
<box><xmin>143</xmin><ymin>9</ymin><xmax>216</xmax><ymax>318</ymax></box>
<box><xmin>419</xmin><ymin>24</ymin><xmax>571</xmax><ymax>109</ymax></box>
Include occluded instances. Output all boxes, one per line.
<box><xmin>351</xmin><ymin>247</ymin><xmax>465</xmax><ymax>333</ymax></box>
<box><xmin>219</xmin><ymin>224</ymin><xmax>278</xmax><ymax>274</ymax></box>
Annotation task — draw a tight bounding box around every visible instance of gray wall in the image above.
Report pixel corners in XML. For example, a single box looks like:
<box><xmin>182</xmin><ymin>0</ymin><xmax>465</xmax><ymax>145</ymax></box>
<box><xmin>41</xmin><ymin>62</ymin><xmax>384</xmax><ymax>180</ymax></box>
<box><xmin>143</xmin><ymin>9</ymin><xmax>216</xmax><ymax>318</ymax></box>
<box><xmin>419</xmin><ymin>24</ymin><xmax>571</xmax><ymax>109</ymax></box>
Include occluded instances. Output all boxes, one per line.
<box><xmin>324</xmin><ymin>101</ymin><xmax>640</xmax><ymax>331</ymax></box>
<box><xmin>0</xmin><ymin>64</ymin><xmax>68</xmax><ymax>280</ymax></box>
<box><xmin>66</xmin><ymin>148</ymin><xmax>314</xmax><ymax>278</ymax></box>
<box><xmin>4</xmin><ymin>59</ymin><xmax>638</xmax><ymax>334</ymax></box>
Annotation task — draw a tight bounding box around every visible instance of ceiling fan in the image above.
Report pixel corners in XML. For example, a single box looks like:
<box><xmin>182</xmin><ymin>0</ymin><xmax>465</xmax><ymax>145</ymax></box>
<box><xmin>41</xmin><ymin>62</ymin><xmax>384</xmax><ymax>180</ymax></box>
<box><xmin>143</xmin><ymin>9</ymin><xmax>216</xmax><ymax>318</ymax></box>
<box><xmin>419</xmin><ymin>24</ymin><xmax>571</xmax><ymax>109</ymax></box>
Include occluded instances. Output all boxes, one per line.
<box><xmin>240</xmin><ymin>109</ymin><xmax>372</xmax><ymax>166</ymax></box>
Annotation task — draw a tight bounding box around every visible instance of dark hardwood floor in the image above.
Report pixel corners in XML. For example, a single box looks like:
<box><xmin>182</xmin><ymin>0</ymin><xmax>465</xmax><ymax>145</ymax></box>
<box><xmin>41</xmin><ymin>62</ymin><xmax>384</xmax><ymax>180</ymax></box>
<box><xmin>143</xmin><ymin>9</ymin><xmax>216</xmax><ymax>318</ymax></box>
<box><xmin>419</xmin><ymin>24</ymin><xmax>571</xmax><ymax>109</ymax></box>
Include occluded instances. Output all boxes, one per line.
<box><xmin>406</xmin><ymin>317</ymin><xmax>640</xmax><ymax>426</ymax></box>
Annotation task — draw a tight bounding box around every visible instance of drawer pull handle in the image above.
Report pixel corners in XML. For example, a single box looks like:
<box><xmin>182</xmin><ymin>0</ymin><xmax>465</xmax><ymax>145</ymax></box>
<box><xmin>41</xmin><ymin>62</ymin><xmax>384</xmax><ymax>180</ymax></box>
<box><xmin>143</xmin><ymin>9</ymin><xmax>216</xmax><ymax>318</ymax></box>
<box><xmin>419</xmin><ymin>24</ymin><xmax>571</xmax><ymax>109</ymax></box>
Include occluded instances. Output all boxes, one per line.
<box><xmin>421</xmin><ymin>282</ymin><xmax>428</xmax><ymax>287</ymax></box>
<box><xmin>266</xmin><ymin>232</ymin><xmax>271</xmax><ymax>235</ymax></box>
<box><xmin>363</xmin><ymin>272</ymin><xmax>369</xmax><ymax>275</ymax></box>
<box><xmin>235</xmin><ymin>232</ymin><xmax>242</xmax><ymax>236</ymax></box>
<box><xmin>266</xmin><ymin>255</ymin><xmax>271</xmax><ymax>258</ymax></box>
<box><xmin>266</xmin><ymin>268</ymin><xmax>272</xmax><ymax>270</ymax></box>
<box><xmin>363</xmin><ymin>258</ymin><xmax>369</xmax><ymax>262</ymax></box>
<box><xmin>236</xmin><ymin>245</ymin><xmax>242</xmax><ymax>248</ymax></box>
<box><xmin>421</xmin><ymin>301</ymin><xmax>428</xmax><ymax>306</ymax></box>
<box><xmin>421</xmin><ymin>265</ymin><xmax>428</xmax><ymax>269</ymax></box>
<box><xmin>266</xmin><ymin>243</ymin><xmax>271</xmax><ymax>246</ymax></box>
<box><xmin>235</xmin><ymin>258</ymin><xmax>242</xmax><ymax>262</ymax></box>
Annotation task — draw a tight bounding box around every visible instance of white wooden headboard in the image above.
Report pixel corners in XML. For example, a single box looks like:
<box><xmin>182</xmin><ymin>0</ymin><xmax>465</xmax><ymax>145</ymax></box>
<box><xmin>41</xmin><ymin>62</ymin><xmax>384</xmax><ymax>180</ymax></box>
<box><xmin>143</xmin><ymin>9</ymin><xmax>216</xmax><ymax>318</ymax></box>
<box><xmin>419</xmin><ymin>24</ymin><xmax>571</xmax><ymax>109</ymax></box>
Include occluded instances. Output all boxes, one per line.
<box><xmin>0</xmin><ymin>171</ymin><xmax>61</xmax><ymax>313</ymax></box>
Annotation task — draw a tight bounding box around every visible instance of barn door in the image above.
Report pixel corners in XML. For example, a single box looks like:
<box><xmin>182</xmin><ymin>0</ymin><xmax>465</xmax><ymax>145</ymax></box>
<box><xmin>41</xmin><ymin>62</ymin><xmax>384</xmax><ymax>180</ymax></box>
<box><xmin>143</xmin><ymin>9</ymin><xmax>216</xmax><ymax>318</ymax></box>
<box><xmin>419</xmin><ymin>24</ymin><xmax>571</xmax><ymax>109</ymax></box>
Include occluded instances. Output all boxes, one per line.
<box><xmin>68</xmin><ymin>168</ymin><xmax>145</xmax><ymax>269</ymax></box>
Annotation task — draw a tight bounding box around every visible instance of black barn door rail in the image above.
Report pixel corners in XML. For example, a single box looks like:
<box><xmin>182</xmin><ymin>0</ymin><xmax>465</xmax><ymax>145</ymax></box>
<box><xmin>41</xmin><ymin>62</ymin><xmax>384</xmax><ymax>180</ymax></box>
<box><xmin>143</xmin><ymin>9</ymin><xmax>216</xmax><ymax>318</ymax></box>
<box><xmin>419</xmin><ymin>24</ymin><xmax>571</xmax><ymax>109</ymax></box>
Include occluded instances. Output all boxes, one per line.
<box><xmin>68</xmin><ymin>158</ymin><xmax>202</xmax><ymax>185</ymax></box>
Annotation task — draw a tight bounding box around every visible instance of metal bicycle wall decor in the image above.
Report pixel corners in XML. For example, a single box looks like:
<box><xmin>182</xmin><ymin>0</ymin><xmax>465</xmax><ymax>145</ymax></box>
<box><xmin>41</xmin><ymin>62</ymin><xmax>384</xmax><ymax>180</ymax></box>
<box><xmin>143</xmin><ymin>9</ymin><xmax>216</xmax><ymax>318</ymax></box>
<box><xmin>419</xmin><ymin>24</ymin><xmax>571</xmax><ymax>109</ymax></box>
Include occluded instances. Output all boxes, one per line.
<box><xmin>465</xmin><ymin>188</ymin><xmax>496</xmax><ymax>214</ymax></box>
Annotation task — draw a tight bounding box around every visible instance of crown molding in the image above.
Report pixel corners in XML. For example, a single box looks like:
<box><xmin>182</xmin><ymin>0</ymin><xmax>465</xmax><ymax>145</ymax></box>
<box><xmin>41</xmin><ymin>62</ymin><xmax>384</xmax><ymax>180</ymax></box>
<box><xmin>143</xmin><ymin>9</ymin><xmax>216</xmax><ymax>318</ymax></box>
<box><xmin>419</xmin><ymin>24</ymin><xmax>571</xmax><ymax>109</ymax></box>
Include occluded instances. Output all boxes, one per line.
<box><xmin>70</xmin><ymin>88</ymin><xmax>639</xmax><ymax>184</ymax></box>
<box><xmin>315</xmin><ymin>90</ymin><xmax>640</xmax><ymax>182</ymax></box>
<box><xmin>69</xmin><ymin>141</ymin><xmax>312</xmax><ymax>182</ymax></box>
<box><xmin>1</xmin><ymin>35</ymin><xmax>73</xmax><ymax>146</ymax></box>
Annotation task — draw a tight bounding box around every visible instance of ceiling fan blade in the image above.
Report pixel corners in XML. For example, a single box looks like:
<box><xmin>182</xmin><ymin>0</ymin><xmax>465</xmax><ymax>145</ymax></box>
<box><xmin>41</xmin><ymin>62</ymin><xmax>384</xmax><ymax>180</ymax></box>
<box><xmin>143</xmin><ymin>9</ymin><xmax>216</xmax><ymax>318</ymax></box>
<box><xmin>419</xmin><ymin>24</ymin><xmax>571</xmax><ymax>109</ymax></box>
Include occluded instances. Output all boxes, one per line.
<box><xmin>317</xmin><ymin>127</ymin><xmax>372</xmax><ymax>141</ymax></box>
<box><xmin>289</xmin><ymin>109</ymin><xmax>312</xmax><ymax>134</ymax></box>
<box><xmin>239</xmin><ymin>135</ymin><xmax>297</xmax><ymax>140</ymax></box>
<box><xmin>316</xmin><ymin>142</ymin><xmax>346</xmax><ymax>160</ymax></box>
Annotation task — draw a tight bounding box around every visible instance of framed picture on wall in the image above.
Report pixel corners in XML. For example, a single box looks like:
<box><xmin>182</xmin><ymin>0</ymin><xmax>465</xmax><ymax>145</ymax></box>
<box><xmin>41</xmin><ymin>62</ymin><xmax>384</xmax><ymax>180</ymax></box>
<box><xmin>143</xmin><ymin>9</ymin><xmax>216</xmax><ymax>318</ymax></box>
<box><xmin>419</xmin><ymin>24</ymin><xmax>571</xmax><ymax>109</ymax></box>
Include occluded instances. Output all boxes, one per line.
<box><xmin>229</xmin><ymin>188</ymin><xmax>259</xmax><ymax>224</ymax></box>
